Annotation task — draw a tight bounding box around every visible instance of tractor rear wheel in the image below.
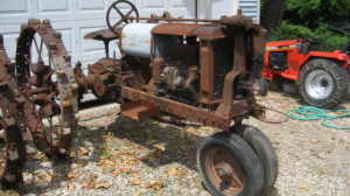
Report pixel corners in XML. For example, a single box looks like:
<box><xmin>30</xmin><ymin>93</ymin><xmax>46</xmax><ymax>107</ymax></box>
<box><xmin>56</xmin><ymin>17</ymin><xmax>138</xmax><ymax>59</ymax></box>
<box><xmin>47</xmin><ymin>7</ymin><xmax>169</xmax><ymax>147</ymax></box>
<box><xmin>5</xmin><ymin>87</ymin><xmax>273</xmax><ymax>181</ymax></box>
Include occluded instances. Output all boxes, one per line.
<box><xmin>197</xmin><ymin>132</ymin><xmax>264</xmax><ymax>196</ymax></box>
<box><xmin>299</xmin><ymin>59</ymin><xmax>349</xmax><ymax>108</ymax></box>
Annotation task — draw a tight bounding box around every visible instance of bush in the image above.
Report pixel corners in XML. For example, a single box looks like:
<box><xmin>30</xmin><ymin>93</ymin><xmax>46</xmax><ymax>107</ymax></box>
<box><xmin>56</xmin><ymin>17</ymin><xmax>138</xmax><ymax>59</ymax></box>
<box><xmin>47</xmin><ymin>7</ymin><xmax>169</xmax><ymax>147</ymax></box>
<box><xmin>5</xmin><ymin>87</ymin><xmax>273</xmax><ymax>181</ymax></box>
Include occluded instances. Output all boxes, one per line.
<box><xmin>313</xmin><ymin>25</ymin><xmax>349</xmax><ymax>51</ymax></box>
<box><xmin>269</xmin><ymin>22</ymin><xmax>350</xmax><ymax>51</ymax></box>
<box><xmin>269</xmin><ymin>22</ymin><xmax>313</xmax><ymax>40</ymax></box>
<box><xmin>284</xmin><ymin>0</ymin><xmax>350</xmax><ymax>27</ymax></box>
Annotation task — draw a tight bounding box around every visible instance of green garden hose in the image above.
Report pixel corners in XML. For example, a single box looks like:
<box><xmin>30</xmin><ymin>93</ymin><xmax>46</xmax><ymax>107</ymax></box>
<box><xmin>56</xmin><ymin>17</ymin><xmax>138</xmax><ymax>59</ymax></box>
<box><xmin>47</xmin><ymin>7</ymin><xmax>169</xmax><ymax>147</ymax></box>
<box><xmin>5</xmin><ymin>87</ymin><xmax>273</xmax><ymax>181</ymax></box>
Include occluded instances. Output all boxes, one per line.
<box><xmin>286</xmin><ymin>105</ymin><xmax>350</xmax><ymax>130</ymax></box>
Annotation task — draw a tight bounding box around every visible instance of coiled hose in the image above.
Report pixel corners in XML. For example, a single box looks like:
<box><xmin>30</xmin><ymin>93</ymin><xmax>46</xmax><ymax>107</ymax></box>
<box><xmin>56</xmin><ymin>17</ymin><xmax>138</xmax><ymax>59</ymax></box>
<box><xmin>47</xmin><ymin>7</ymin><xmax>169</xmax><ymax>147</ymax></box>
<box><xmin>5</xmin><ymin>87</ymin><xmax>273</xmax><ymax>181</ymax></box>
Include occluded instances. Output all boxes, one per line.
<box><xmin>286</xmin><ymin>105</ymin><xmax>350</xmax><ymax>130</ymax></box>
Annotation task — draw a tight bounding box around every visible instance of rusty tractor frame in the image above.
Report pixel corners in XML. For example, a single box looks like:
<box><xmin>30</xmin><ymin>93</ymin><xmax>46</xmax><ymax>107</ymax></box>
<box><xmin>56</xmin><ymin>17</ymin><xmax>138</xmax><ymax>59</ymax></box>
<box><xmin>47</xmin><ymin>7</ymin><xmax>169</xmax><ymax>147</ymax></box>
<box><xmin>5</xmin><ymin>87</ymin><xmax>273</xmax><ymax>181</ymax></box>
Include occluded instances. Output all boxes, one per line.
<box><xmin>1</xmin><ymin>1</ymin><xmax>278</xmax><ymax>195</ymax></box>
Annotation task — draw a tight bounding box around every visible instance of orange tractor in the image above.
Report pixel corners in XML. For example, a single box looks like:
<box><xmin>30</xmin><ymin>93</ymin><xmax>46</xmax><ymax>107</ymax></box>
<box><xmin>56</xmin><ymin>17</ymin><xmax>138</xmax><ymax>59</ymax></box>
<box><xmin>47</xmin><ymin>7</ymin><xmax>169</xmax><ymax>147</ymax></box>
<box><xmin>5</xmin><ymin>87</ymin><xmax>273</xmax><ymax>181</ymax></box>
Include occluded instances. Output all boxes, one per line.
<box><xmin>262</xmin><ymin>39</ymin><xmax>350</xmax><ymax>108</ymax></box>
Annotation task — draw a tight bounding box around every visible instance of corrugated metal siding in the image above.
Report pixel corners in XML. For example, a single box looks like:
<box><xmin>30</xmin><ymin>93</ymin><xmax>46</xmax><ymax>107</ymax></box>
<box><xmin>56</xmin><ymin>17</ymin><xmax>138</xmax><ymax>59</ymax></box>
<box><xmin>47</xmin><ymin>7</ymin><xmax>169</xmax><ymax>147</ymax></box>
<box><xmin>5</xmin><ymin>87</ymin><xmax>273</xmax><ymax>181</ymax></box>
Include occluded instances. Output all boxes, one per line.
<box><xmin>239</xmin><ymin>0</ymin><xmax>260</xmax><ymax>24</ymax></box>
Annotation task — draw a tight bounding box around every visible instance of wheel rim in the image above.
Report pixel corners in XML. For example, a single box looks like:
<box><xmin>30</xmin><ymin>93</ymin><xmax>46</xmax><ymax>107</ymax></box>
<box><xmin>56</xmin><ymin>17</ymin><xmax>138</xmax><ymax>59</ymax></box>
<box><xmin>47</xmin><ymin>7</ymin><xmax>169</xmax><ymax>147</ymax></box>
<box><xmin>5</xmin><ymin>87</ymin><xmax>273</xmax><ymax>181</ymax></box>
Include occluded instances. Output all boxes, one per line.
<box><xmin>204</xmin><ymin>146</ymin><xmax>246</xmax><ymax>196</ymax></box>
<box><xmin>305</xmin><ymin>69</ymin><xmax>334</xmax><ymax>100</ymax></box>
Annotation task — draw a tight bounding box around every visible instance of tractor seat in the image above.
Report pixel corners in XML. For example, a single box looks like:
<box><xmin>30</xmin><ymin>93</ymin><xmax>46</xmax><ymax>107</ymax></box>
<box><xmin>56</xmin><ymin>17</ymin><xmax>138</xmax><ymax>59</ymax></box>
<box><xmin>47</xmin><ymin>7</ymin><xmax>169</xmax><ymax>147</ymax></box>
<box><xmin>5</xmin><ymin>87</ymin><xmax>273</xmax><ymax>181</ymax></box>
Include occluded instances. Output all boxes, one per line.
<box><xmin>84</xmin><ymin>28</ymin><xmax>122</xmax><ymax>58</ymax></box>
<box><xmin>84</xmin><ymin>28</ymin><xmax>121</xmax><ymax>42</ymax></box>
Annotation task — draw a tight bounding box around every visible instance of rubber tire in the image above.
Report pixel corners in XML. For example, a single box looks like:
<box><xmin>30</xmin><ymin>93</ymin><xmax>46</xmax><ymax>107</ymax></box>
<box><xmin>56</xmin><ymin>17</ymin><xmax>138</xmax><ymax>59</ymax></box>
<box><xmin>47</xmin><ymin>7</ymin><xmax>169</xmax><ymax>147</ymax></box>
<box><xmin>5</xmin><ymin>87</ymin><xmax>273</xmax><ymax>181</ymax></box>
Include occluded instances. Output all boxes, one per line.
<box><xmin>197</xmin><ymin>132</ymin><xmax>265</xmax><ymax>196</ymax></box>
<box><xmin>299</xmin><ymin>59</ymin><xmax>349</xmax><ymax>108</ymax></box>
<box><xmin>239</xmin><ymin>125</ymin><xmax>279</xmax><ymax>195</ymax></box>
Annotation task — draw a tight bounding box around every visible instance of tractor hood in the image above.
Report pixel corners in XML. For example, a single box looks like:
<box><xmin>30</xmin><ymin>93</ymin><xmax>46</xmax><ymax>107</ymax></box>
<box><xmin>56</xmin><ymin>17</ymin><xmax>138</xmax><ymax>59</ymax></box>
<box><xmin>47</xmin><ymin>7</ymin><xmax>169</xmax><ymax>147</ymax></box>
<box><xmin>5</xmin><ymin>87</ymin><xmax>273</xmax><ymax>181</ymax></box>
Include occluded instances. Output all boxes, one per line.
<box><xmin>266</xmin><ymin>39</ymin><xmax>350</xmax><ymax>67</ymax></box>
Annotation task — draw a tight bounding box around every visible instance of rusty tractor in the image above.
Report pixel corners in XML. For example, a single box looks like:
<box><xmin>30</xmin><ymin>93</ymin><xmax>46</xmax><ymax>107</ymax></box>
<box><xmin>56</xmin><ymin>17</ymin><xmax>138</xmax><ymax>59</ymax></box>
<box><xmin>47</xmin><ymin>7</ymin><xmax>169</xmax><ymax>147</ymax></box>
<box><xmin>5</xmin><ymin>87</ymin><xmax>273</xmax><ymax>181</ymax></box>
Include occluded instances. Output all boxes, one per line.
<box><xmin>1</xmin><ymin>0</ymin><xmax>278</xmax><ymax>195</ymax></box>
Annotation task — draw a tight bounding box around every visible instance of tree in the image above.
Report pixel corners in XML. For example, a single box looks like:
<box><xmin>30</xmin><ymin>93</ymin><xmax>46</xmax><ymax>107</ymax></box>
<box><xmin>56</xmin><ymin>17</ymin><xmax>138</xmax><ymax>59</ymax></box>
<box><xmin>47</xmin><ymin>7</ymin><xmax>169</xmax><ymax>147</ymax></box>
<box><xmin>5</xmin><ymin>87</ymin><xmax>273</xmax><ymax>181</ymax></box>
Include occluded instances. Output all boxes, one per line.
<box><xmin>268</xmin><ymin>0</ymin><xmax>350</xmax><ymax>51</ymax></box>
<box><xmin>284</xmin><ymin>0</ymin><xmax>350</xmax><ymax>28</ymax></box>
<box><xmin>261</xmin><ymin>0</ymin><xmax>284</xmax><ymax>31</ymax></box>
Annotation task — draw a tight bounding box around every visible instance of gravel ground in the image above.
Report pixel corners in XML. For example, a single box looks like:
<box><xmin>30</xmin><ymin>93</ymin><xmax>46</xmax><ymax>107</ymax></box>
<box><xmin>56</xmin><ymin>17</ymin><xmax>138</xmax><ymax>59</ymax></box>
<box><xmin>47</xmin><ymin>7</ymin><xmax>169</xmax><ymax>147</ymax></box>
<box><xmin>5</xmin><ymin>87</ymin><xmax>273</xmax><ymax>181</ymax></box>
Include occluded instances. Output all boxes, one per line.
<box><xmin>0</xmin><ymin>91</ymin><xmax>349</xmax><ymax>196</ymax></box>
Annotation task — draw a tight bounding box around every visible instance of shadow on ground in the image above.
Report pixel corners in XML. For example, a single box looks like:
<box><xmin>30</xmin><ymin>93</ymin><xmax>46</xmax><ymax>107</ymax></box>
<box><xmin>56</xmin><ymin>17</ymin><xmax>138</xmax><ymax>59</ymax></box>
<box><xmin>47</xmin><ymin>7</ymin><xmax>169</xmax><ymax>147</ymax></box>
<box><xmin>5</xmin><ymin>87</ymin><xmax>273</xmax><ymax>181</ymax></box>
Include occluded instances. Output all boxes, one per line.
<box><xmin>3</xmin><ymin>99</ymin><xmax>282</xmax><ymax>195</ymax></box>
<box><xmin>20</xmin><ymin>112</ymin><xmax>207</xmax><ymax>194</ymax></box>
<box><xmin>108</xmin><ymin>116</ymin><xmax>205</xmax><ymax>170</ymax></box>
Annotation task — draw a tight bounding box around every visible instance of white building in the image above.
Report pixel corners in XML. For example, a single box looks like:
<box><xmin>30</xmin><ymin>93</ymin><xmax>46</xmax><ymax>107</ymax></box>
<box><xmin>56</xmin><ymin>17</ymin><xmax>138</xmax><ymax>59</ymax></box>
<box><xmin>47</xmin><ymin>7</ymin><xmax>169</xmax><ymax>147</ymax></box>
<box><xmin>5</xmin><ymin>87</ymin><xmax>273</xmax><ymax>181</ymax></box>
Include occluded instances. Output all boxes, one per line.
<box><xmin>0</xmin><ymin>0</ymin><xmax>260</xmax><ymax>64</ymax></box>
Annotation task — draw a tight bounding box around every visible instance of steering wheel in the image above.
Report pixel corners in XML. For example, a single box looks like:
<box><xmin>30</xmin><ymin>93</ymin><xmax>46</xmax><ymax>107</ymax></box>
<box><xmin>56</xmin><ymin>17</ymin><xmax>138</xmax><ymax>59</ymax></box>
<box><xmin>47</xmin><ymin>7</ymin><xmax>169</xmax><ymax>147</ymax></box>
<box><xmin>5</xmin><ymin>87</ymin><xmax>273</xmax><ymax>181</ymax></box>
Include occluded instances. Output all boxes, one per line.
<box><xmin>106</xmin><ymin>0</ymin><xmax>139</xmax><ymax>34</ymax></box>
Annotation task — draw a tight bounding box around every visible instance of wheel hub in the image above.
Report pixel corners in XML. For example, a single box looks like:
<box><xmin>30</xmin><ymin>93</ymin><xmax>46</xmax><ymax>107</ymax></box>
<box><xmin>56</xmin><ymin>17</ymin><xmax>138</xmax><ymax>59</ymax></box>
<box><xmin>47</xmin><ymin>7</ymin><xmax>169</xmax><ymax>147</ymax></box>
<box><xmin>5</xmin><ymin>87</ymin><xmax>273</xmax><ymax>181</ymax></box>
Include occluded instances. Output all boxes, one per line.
<box><xmin>305</xmin><ymin>70</ymin><xmax>334</xmax><ymax>100</ymax></box>
<box><xmin>204</xmin><ymin>147</ymin><xmax>246</xmax><ymax>196</ymax></box>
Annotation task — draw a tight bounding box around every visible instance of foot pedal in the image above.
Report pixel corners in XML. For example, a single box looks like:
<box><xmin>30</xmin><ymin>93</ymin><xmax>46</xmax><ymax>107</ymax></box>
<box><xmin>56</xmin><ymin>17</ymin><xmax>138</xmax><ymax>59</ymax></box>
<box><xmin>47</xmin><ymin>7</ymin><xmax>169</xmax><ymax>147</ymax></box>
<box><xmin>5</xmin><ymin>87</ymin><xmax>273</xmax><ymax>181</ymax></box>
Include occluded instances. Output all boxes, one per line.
<box><xmin>121</xmin><ymin>102</ymin><xmax>157</xmax><ymax>120</ymax></box>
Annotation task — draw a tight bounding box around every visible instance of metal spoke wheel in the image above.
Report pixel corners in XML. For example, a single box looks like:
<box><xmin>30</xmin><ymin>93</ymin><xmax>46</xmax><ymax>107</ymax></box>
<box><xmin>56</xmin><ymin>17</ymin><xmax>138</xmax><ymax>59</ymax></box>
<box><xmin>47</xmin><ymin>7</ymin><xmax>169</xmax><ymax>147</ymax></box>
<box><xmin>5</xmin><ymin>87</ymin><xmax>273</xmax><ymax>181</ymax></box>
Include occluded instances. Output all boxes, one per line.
<box><xmin>15</xmin><ymin>19</ymin><xmax>78</xmax><ymax>157</ymax></box>
<box><xmin>197</xmin><ymin>132</ymin><xmax>265</xmax><ymax>196</ymax></box>
<box><xmin>106</xmin><ymin>0</ymin><xmax>139</xmax><ymax>34</ymax></box>
<box><xmin>300</xmin><ymin>59</ymin><xmax>349</xmax><ymax>108</ymax></box>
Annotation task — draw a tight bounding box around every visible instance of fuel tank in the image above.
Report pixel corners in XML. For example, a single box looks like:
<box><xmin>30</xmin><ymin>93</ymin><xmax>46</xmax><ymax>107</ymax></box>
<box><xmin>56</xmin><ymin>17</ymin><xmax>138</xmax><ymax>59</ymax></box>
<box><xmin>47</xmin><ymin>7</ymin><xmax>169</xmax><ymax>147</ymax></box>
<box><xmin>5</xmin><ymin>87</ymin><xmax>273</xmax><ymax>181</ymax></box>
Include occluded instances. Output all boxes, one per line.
<box><xmin>121</xmin><ymin>23</ymin><xmax>159</xmax><ymax>58</ymax></box>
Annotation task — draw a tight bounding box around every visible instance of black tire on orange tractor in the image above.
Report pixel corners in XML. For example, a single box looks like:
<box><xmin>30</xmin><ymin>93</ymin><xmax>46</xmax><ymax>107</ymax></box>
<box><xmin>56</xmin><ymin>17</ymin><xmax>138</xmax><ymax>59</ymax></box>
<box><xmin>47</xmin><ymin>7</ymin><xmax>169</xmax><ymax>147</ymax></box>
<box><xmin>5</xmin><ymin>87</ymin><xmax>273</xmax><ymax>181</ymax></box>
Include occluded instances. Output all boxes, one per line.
<box><xmin>299</xmin><ymin>59</ymin><xmax>349</xmax><ymax>108</ymax></box>
<box><xmin>197</xmin><ymin>132</ymin><xmax>265</xmax><ymax>196</ymax></box>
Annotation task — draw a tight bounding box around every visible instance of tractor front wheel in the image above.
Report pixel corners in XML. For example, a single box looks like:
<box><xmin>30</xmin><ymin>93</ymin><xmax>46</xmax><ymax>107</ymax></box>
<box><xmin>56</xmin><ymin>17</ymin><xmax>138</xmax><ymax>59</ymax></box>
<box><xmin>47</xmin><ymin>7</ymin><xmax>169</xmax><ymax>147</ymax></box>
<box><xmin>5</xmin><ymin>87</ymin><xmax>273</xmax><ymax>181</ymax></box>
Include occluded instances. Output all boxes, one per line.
<box><xmin>197</xmin><ymin>132</ymin><xmax>264</xmax><ymax>196</ymax></box>
<box><xmin>238</xmin><ymin>125</ymin><xmax>279</xmax><ymax>195</ymax></box>
<box><xmin>299</xmin><ymin>59</ymin><xmax>349</xmax><ymax>108</ymax></box>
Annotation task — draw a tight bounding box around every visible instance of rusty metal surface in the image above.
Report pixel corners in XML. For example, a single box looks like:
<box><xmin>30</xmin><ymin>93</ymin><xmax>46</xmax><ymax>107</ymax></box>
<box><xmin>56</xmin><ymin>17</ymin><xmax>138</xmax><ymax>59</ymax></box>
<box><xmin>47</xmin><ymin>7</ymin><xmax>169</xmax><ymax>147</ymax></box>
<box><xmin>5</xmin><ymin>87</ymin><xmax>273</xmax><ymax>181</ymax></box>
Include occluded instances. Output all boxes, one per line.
<box><xmin>84</xmin><ymin>28</ymin><xmax>121</xmax><ymax>41</ymax></box>
<box><xmin>193</xmin><ymin>25</ymin><xmax>226</xmax><ymax>40</ymax></box>
<box><xmin>203</xmin><ymin>146</ymin><xmax>246</xmax><ymax>195</ymax></box>
<box><xmin>0</xmin><ymin>34</ymin><xmax>26</xmax><ymax>189</ymax></box>
<box><xmin>74</xmin><ymin>58</ymin><xmax>121</xmax><ymax>99</ymax></box>
<box><xmin>128</xmin><ymin>11</ymin><xmax>259</xmax><ymax>30</ymax></box>
<box><xmin>219</xmin><ymin>12</ymin><xmax>259</xmax><ymax>31</ymax></box>
<box><xmin>16</xmin><ymin>19</ymin><xmax>78</xmax><ymax>136</ymax></box>
<box><xmin>199</xmin><ymin>41</ymin><xmax>215</xmax><ymax>103</ymax></box>
<box><xmin>84</xmin><ymin>28</ymin><xmax>123</xmax><ymax>58</ymax></box>
<box><xmin>215</xmin><ymin>30</ymin><xmax>250</xmax><ymax>119</ymax></box>
<box><xmin>102</xmin><ymin>1</ymin><xmax>268</xmax><ymax>132</ymax></box>
<box><xmin>128</xmin><ymin>16</ymin><xmax>221</xmax><ymax>23</ymax></box>
<box><xmin>152</xmin><ymin>23</ymin><xmax>203</xmax><ymax>36</ymax></box>
<box><xmin>106</xmin><ymin>0</ymin><xmax>140</xmax><ymax>34</ymax></box>
<box><xmin>119</xmin><ymin>10</ymin><xmax>266</xmax><ymax>128</ymax></box>
<box><xmin>0</xmin><ymin>32</ymin><xmax>73</xmax><ymax>189</ymax></box>
<box><xmin>122</xmin><ymin>86</ymin><xmax>234</xmax><ymax>129</ymax></box>
<box><xmin>121</xmin><ymin>101</ymin><xmax>156</xmax><ymax>120</ymax></box>
<box><xmin>253</xmin><ymin>28</ymin><xmax>268</xmax><ymax>55</ymax></box>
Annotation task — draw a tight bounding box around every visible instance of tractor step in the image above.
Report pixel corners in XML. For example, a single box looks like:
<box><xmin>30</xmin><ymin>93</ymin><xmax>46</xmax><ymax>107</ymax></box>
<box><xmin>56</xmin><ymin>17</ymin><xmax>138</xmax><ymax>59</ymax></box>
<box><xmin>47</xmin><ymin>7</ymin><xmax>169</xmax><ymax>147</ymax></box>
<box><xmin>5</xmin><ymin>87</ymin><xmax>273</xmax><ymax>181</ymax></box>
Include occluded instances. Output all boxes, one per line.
<box><xmin>121</xmin><ymin>101</ymin><xmax>157</xmax><ymax>120</ymax></box>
